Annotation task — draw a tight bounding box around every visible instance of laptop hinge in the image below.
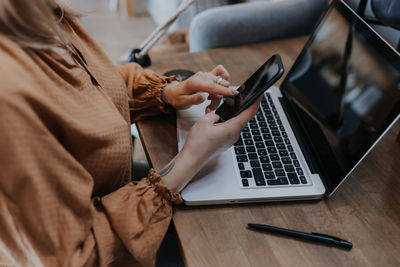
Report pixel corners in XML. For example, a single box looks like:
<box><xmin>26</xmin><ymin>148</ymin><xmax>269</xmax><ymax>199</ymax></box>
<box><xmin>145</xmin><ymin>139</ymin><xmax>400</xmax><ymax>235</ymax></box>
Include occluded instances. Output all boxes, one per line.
<box><xmin>279</xmin><ymin>97</ymin><xmax>331</xmax><ymax>195</ymax></box>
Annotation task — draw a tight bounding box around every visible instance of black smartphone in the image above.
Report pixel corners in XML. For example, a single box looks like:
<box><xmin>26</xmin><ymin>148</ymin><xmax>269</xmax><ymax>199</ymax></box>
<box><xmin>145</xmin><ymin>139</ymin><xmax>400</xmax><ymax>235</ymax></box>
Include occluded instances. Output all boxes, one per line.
<box><xmin>215</xmin><ymin>54</ymin><xmax>284</xmax><ymax>122</ymax></box>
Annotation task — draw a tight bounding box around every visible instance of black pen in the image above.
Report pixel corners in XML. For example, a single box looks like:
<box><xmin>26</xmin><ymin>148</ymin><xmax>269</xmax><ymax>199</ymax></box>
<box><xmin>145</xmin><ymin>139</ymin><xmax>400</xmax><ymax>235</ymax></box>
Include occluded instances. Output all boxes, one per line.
<box><xmin>247</xmin><ymin>223</ymin><xmax>352</xmax><ymax>250</ymax></box>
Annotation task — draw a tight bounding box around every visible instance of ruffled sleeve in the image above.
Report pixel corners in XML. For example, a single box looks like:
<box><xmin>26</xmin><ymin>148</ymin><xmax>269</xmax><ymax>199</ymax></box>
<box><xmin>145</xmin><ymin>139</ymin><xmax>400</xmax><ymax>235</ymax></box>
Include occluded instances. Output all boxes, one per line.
<box><xmin>101</xmin><ymin>169</ymin><xmax>182</xmax><ymax>267</ymax></box>
<box><xmin>117</xmin><ymin>63</ymin><xmax>179</xmax><ymax>122</ymax></box>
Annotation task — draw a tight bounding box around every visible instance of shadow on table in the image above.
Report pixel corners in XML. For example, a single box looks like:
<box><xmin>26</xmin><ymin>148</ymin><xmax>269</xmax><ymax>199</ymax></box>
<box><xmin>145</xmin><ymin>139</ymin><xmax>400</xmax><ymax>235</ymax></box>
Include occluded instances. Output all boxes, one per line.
<box><xmin>157</xmin><ymin>223</ymin><xmax>185</xmax><ymax>267</ymax></box>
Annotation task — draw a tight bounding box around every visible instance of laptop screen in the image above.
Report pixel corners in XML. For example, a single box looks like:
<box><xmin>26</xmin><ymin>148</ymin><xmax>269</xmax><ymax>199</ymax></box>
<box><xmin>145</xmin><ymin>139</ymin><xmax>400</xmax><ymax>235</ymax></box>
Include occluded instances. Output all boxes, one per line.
<box><xmin>281</xmin><ymin>1</ymin><xmax>400</xmax><ymax>194</ymax></box>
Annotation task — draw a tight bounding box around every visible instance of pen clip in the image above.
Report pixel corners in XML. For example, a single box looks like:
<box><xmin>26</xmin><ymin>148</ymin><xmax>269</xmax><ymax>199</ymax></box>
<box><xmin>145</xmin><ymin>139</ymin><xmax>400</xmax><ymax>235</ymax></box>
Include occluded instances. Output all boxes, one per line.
<box><xmin>311</xmin><ymin>232</ymin><xmax>346</xmax><ymax>242</ymax></box>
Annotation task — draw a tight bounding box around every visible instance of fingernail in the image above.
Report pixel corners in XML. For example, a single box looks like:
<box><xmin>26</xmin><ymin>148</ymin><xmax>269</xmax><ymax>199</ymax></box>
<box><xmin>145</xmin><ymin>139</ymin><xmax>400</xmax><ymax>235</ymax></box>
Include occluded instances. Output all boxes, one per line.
<box><xmin>231</xmin><ymin>89</ymin><xmax>239</xmax><ymax>95</ymax></box>
<box><xmin>205</xmin><ymin>107</ymin><xmax>211</xmax><ymax>114</ymax></box>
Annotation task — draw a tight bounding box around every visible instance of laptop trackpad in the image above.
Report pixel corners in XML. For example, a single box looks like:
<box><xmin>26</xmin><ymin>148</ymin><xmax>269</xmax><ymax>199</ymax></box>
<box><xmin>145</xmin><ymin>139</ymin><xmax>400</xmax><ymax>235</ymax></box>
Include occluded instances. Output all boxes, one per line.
<box><xmin>177</xmin><ymin>118</ymin><xmax>238</xmax><ymax>201</ymax></box>
<box><xmin>181</xmin><ymin>149</ymin><xmax>238</xmax><ymax>201</ymax></box>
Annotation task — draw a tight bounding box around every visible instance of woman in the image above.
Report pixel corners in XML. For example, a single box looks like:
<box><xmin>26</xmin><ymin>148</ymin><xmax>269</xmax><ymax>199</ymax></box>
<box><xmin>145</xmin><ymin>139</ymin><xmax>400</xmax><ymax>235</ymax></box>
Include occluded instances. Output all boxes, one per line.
<box><xmin>0</xmin><ymin>1</ymin><xmax>259</xmax><ymax>266</ymax></box>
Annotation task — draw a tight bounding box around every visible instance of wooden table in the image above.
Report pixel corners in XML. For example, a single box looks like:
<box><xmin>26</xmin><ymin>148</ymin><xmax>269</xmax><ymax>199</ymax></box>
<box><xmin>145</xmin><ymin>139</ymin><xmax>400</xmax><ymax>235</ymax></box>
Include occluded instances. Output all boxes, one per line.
<box><xmin>137</xmin><ymin>36</ymin><xmax>400</xmax><ymax>266</ymax></box>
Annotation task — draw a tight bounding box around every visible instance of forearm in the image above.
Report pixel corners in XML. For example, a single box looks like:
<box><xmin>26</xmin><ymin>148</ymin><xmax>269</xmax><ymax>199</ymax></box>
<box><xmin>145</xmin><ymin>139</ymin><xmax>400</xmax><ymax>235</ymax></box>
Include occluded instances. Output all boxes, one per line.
<box><xmin>160</xmin><ymin>148</ymin><xmax>208</xmax><ymax>192</ymax></box>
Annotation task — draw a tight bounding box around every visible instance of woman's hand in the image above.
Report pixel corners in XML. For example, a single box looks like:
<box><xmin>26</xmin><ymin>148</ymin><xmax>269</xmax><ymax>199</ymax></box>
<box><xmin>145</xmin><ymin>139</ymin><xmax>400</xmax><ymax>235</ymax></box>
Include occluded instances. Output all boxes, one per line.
<box><xmin>160</xmin><ymin>97</ymin><xmax>262</xmax><ymax>192</ymax></box>
<box><xmin>183</xmin><ymin>97</ymin><xmax>261</xmax><ymax>162</ymax></box>
<box><xmin>162</xmin><ymin>65</ymin><xmax>236</xmax><ymax>111</ymax></box>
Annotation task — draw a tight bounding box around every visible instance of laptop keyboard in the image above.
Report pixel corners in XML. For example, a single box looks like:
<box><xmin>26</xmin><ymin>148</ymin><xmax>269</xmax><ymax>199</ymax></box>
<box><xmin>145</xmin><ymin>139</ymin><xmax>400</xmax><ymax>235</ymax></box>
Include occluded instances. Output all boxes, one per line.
<box><xmin>234</xmin><ymin>93</ymin><xmax>308</xmax><ymax>188</ymax></box>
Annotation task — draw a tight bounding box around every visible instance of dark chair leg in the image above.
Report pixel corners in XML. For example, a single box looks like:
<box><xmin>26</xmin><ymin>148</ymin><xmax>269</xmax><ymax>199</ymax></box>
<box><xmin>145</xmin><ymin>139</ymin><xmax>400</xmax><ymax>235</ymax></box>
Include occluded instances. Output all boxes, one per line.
<box><xmin>132</xmin><ymin>161</ymin><xmax>150</xmax><ymax>181</ymax></box>
<box><xmin>156</xmin><ymin>223</ymin><xmax>185</xmax><ymax>267</ymax></box>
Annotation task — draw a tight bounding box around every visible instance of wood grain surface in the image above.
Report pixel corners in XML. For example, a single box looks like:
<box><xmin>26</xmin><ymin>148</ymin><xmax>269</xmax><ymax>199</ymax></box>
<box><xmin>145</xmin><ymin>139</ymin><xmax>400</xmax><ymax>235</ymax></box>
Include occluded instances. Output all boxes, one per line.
<box><xmin>136</xmin><ymin>36</ymin><xmax>400</xmax><ymax>267</ymax></box>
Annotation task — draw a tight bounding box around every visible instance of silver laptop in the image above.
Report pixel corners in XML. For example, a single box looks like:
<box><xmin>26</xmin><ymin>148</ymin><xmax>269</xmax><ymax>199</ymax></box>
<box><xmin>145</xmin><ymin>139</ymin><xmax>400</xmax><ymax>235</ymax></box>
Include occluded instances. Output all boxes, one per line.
<box><xmin>177</xmin><ymin>0</ymin><xmax>400</xmax><ymax>205</ymax></box>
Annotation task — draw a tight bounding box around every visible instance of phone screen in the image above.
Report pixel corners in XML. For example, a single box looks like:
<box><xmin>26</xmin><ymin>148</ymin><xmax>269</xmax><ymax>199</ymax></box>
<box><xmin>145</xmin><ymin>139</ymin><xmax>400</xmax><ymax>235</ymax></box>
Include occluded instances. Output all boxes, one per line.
<box><xmin>215</xmin><ymin>55</ymin><xmax>284</xmax><ymax>121</ymax></box>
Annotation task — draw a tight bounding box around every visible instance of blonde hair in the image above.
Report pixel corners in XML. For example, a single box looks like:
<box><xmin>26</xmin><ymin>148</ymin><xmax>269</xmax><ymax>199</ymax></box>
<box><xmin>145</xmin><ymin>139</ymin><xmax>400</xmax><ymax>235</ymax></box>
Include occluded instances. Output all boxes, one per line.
<box><xmin>0</xmin><ymin>0</ymin><xmax>80</xmax><ymax>51</ymax></box>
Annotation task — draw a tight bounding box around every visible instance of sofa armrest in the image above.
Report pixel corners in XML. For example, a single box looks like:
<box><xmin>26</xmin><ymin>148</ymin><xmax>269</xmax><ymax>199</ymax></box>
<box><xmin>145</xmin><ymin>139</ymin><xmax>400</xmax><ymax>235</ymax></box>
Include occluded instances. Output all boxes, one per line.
<box><xmin>189</xmin><ymin>0</ymin><xmax>328</xmax><ymax>52</ymax></box>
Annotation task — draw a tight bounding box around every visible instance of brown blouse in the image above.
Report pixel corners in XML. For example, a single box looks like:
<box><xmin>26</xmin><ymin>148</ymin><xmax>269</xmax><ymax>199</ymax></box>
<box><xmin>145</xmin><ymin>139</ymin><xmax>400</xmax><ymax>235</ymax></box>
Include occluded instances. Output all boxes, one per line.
<box><xmin>0</xmin><ymin>18</ymin><xmax>182</xmax><ymax>267</ymax></box>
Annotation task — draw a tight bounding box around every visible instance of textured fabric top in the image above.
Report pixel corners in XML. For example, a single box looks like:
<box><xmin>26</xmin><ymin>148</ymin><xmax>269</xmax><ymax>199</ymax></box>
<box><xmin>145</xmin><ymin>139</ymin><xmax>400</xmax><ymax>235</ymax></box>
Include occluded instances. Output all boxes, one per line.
<box><xmin>0</xmin><ymin>18</ymin><xmax>181</xmax><ymax>267</ymax></box>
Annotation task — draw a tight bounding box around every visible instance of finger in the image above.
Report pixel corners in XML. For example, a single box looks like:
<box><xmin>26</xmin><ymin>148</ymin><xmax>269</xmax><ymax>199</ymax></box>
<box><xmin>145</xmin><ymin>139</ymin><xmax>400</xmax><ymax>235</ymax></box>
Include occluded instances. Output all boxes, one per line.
<box><xmin>212</xmin><ymin>65</ymin><xmax>230</xmax><ymax>80</ymax></box>
<box><xmin>184</xmin><ymin>72</ymin><xmax>230</xmax><ymax>95</ymax></box>
<box><xmin>181</xmin><ymin>93</ymin><xmax>206</xmax><ymax>106</ymax></box>
<box><xmin>222</xmin><ymin>96</ymin><xmax>262</xmax><ymax>131</ymax></box>
<box><xmin>205</xmin><ymin>94</ymin><xmax>218</xmax><ymax>114</ymax></box>
<box><xmin>210</xmin><ymin>72</ymin><xmax>229</xmax><ymax>87</ymax></box>
<box><xmin>201</xmin><ymin>82</ymin><xmax>238</xmax><ymax>96</ymax></box>
<box><xmin>209</xmin><ymin>72</ymin><xmax>229</xmax><ymax>88</ymax></box>
<box><xmin>207</xmin><ymin>94</ymin><xmax>222</xmax><ymax>100</ymax></box>
<box><xmin>207</xmin><ymin>95</ymin><xmax>223</xmax><ymax>111</ymax></box>
<box><xmin>217</xmin><ymin>78</ymin><xmax>230</xmax><ymax>87</ymax></box>
<box><xmin>202</xmin><ymin>111</ymin><xmax>220</xmax><ymax>124</ymax></box>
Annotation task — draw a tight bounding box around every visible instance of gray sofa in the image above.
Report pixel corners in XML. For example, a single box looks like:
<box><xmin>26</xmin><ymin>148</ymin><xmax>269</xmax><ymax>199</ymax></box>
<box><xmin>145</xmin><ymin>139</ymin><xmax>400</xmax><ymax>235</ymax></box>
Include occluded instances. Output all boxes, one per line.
<box><xmin>189</xmin><ymin>0</ymin><xmax>329</xmax><ymax>52</ymax></box>
<box><xmin>188</xmin><ymin>0</ymin><xmax>400</xmax><ymax>52</ymax></box>
<box><xmin>147</xmin><ymin>0</ymin><xmax>234</xmax><ymax>33</ymax></box>
<box><xmin>344</xmin><ymin>0</ymin><xmax>400</xmax><ymax>49</ymax></box>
